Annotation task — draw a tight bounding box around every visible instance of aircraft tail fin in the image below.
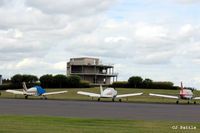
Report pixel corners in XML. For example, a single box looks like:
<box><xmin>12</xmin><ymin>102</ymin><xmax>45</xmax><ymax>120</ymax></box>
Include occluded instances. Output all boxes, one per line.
<box><xmin>100</xmin><ymin>85</ymin><xmax>103</xmax><ymax>96</ymax></box>
<box><xmin>22</xmin><ymin>82</ymin><xmax>28</xmax><ymax>92</ymax></box>
<box><xmin>181</xmin><ymin>81</ymin><xmax>183</xmax><ymax>93</ymax></box>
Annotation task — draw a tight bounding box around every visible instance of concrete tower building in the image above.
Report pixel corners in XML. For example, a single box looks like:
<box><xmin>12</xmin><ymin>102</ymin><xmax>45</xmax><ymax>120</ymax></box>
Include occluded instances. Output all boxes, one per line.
<box><xmin>67</xmin><ymin>57</ymin><xmax>118</xmax><ymax>85</ymax></box>
<box><xmin>0</xmin><ymin>75</ymin><xmax>2</xmax><ymax>85</ymax></box>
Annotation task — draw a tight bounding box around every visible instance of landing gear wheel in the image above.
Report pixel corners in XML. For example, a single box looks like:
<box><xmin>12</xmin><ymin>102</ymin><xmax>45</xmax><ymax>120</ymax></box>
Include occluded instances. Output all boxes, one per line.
<box><xmin>194</xmin><ymin>101</ymin><xmax>196</xmax><ymax>104</ymax></box>
<box><xmin>44</xmin><ymin>97</ymin><xmax>47</xmax><ymax>100</ymax></box>
<box><xmin>98</xmin><ymin>98</ymin><xmax>100</xmax><ymax>102</ymax></box>
<box><xmin>112</xmin><ymin>98</ymin><xmax>115</xmax><ymax>102</ymax></box>
<box><xmin>187</xmin><ymin>101</ymin><xmax>190</xmax><ymax>104</ymax></box>
<box><xmin>25</xmin><ymin>95</ymin><xmax>28</xmax><ymax>99</ymax></box>
<box><xmin>119</xmin><ymin>99</ymin><xmax>122</xmax><ymax>102</ymax></box>
<box><xmin>176</xmin><ymin>101</ymin><xmax>179</xmax><ymax>104</ymax></box>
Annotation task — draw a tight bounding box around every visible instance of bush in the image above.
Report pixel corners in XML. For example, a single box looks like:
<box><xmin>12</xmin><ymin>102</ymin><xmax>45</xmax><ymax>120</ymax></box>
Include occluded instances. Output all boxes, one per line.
<box><xmin>112</xmin><ymin>81</ymin><xmax>129</xmax><ymax>88</ymax></box>
<box><xmin>53</xmin><ymin>74</ymin><xmax>68</xmax><ymax>88</ymax></box>
<box><xmin>40</xmin><ymin>74</ymin><xmax>54</xmax><ymax>88</ymax></box>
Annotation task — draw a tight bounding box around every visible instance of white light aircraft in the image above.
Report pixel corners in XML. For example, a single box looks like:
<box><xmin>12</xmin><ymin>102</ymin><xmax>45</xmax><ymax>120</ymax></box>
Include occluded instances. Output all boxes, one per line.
<box><xmin>77</xmin><ymin>85</ymin><xmax>143</xmax><ymax>102</ymax></box>
<box><xmin>149</xmin><ymin>82</ymin><xmax>200</xmax><ymax>104</ymax></box>
<box><xmin>6</xmin><ymin>82</ymin><xmax>67</xmax><ymax>99</ymax></box>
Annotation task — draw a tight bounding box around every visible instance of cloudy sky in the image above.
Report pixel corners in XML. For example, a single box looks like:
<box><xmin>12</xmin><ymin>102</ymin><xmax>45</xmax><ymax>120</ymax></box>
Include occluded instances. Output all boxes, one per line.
<box><xmin>1</xmin><ymin>0</ymin><xmax>200</xmax><ymax>88</ymax></box>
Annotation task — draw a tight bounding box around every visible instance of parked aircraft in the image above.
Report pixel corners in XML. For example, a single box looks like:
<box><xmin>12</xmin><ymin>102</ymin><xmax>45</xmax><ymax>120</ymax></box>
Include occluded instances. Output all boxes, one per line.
<box><xmin>77</xmin><ymin>85</ymin><xmax>143</xmax><ymax>102</ymax></box>
<box><xmin>6</xmin><ymin>82</ymin><xmax>67</xmax><ymax>99</ymax></box>
<box><xmin>149</xmin><ymin>82</ymin><xmax>200</xmax><ymax>104</ymax></box>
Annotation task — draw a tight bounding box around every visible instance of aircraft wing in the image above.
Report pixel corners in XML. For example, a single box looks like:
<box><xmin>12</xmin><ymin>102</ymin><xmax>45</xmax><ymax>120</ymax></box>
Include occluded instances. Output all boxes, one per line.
<box><xmin>6</xmin><ymin>90</ymin><xmax>24</xmax><ymax>95</ymax></box>
<box><xmin>149</xmin><ymin>93</ymin><xmax>179</xmax><ymax>99</ymax></box>
<box><xmin>116</xmin><ymin>93</ymin><xmax>143</xmax><ymax>98</ymax></box>
<box><xmin>77</xmin><ymin>91</ymin><xmax>101</xmax><ymax>97</ymax></box>
<box><xmin>193</xmin><ymin>97</ymin><xmax>200</xmax><ymax>100</ymax></box>
<box><xmin>42</xmin><ymin>91</ymin><xmax>67</xmax><ymax>96</ymax></box>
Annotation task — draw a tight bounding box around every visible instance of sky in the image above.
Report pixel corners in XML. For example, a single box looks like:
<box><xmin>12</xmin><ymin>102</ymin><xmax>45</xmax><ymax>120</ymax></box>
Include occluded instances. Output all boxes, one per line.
<box><xmin>1</xmin><ymin>0</ymin><xmax>200</xmax><ymax>88</ymax></box>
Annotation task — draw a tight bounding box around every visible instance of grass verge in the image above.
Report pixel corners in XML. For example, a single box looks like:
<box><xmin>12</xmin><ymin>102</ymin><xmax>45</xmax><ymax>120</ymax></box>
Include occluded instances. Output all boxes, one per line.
<box><xmin>0</xmin><ymin>115</ymin><xmax>199</xmax><ymax>133</ymax></box>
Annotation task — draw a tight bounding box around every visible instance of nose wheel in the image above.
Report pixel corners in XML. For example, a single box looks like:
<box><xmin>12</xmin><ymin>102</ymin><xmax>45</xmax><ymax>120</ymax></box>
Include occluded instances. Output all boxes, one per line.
<box><xmin>98</xmin><ymin>98</ymin><xmax>100</xmax><ymax>102</ymax></box>
<box><xmin>25</xmin><ymin>95</ymin><xmax>28</xmax><ymax>99</ymax></box>
<box><xmin>176</xmin><ymin>101</ymin><xmax>179</xmax><ymax>104</ymax></box>
<box><xmin>119</xmin><ymin>99</ymin><xmax>122</xmax><ymax>102</ymax></box>
<box><xmin>187</xmin><ymin>101</ymin><xmax>190</xmax><ymax>104</ymax></box>
<box><xmin>194</xmin><ymin>101</ymin><xmax>196</xmax><ymax>104</ymax></box>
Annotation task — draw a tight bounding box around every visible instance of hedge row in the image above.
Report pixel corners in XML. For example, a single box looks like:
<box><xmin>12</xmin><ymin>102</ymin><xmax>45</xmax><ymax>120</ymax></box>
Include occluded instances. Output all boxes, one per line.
<box><xmin>151</xmin><ymin>82</ymin><xmax>174</xmax><ymax>89</ymax></box>
<box><xmin>112</xmin><ymin>81</ymin><xmax>129</xmax><ymax>88</ymax></box>
<box><xmin>79</xmin><ymin>80</ymin><xmax>90</xmax><ymax>88</ymax></box>
<box><xmin>112</xmin><ymin>76</ymin><xmax>190</xmax><ymax>90</ymax></box>
<box><xmin>0</xmin><ymin>83</ymin><xmax>40</xmax><ymax>90</ymax></box>
<box><xmin>111</xmin><ymin>81</ymin><xmax>176</xmax><ymax>90</ymax></box>
<box><xmin>0</xmin><ymin>80</ymin><xmax>90</xmax><ymax>90</ymax></box>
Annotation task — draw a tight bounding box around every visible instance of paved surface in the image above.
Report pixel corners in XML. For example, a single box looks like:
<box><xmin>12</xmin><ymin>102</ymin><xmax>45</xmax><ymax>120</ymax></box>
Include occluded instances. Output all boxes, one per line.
<box><xmin>0</xmin><ymin>98</ymin><xmax>200</xmax><ymax>122</ymax></box>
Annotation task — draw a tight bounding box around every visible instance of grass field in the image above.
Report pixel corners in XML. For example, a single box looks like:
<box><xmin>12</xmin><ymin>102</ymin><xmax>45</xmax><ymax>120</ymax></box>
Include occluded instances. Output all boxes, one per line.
<box><xmin>1</xmin><ymin>87</ymin><xmax>200</xmax><ymax>104</ymax></box>
<box><xmin>0</xmin><ymin>115</ymin><xmax>199</xmax><ymax>133</ymax></box>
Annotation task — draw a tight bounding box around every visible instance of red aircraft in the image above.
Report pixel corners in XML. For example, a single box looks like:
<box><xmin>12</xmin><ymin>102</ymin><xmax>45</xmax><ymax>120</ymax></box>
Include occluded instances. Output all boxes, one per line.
<box><xmin>149</xmin><ymin>82</ymin><xmax>200</xmax><ymax>104</ymax></box>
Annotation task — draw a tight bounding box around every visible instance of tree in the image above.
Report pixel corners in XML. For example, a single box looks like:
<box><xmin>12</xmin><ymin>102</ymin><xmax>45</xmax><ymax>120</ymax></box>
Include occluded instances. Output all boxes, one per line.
<box><xmin>11</xmin><ymin>74</ymin><xmax>23</xmax><ymax>84</ymax></box>
<box><xmin>22</xmin><ymin>74</ymin><xmax>38</xmax><ymax>83</ymax></box>
<box><xmin>128</xmin><ymin>76</ymin><xmax>143</xmax><ymax>88</ymax></box>
<box><xmin>30</xmin><ymin>75</ymin><xmax>38</xmax><ymax>83</ymax></box>
<box><xmin>3</xmin><ymin>78</ymin><xmax>11</xmax><ymax>83</ymax></box>
<box><xmin>11</xmin><ymin>74</ymin><xmax>38</xmax><ymax>84</ymax></box>
<box><xmin>40</xmin><ymin>74</ymin><xmax>54</xmax><ymax>88</ymax></box>
<box><xmin>142</xmin><ymin>78</ymin><xmax>153</xmax><ymax>88</ymax></box>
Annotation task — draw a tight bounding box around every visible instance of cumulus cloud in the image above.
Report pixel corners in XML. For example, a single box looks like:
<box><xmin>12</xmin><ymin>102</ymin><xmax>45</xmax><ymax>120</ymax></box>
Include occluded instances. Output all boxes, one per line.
<box><xmin>0</xmin><ymin>0</ymin><xmax>115</xmax><ymax>64</ymax></box>
<box><xmin>25</xmin><ymin>0</ymin><xmax>117</xmax><ymax>16</ymax></box>
<box><xmin>177</xmin><ymin>24</ymin><xmax>200</xmax><ymax>62</ymax></box>
<box><xmin>65</xmin><ymin>20</ymin><xmax>178</xmax><ymax>65</ymax></box>
<box><xmin>133</xmin><ymin>22</ymin><xmax>169</xmax><ymax>45</ymax></box>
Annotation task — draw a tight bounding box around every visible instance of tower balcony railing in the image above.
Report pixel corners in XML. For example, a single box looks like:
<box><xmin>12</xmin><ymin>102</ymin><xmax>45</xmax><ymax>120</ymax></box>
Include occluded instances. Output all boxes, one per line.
<box><xmin>71</xmin><ymin>71</ymin><xmax>118</xmax><ymax>76</ymax></box>
<box><xmin>70</xmin><ymin>63</ymin><xmax>114</xmax><ymax>67</ymax></box>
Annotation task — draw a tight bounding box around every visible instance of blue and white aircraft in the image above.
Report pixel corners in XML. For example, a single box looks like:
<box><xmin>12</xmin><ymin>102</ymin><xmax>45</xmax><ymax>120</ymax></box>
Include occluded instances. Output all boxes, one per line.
<box><xmin>6</xmin><ymin>82</ymin><xmax>67</xmax><ymax>99</ymax></box>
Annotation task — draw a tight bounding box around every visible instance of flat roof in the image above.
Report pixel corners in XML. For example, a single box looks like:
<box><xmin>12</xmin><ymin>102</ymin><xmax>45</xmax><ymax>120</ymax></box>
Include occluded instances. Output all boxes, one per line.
<box><xmin>70</xmin><ymin>64</ymin><xmax>114</xmax><ymax>68</ymax></box>
<box><xmin>70</xmin><ymin>57</ymin><xmax>99</xmax><ymax>60</ymax></box>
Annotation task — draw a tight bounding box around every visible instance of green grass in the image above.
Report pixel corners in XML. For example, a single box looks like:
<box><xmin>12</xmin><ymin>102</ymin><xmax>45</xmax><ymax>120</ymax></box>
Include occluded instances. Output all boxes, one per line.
<box><xmin>1</xmin><ymin>87</ymin><xmax>200</xmax><ymax>104</ymax></box>
<box><xmin>0</xmin><ymin>115</ymin><xmax>199</xmax><ymax>133</ymax></box>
